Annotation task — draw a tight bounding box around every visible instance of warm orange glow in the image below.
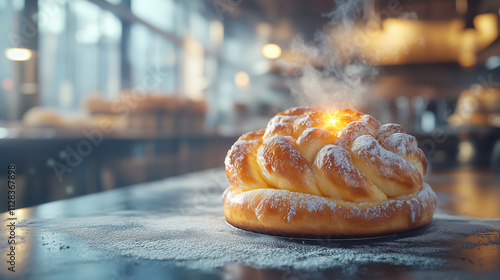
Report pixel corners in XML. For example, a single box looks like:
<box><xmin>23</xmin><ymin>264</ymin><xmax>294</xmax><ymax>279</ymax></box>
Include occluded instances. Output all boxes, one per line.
<box><xmin>474</xmin><ymin>13</ymin><xmax>497</xmax><ymax>48</ymax></box>
<box><xmin>344</xmin><ymin>16</ymin><xmax>498</xmax><ymax>66</ymax></box>
<box><xmin>451</xmin><ymin>171</ymin><xmax>500</xmax><ymax>219</ymax></box>
<box><xmin>459</xmin><ymin>28</ymin><xmax>478</xmax><ymax>67</ymax></box>
<box><xmin>319</xmin><ymin>108</ymin><xmax>362</xmax><ymax>133</ymax></box>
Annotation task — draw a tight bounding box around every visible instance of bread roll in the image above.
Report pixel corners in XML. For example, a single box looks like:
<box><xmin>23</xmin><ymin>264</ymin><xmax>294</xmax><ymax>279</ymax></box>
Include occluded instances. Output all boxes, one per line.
<box><xmin>223</xmin><ymin>107</ymin><xmax>436</xmax><ymax>237</ymax></box>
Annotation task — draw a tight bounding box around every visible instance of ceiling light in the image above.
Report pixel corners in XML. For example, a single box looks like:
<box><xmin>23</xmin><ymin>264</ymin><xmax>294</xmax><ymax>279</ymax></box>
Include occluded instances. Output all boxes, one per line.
<box><xmin>5</xmin><ymin>48</ymin><xmax>32</xmax><ymax>61</ymax></box>
<box><xmin>262</xmin><ymin>44</ymin><xmax>282</xmax><ymax>59</ymax></box>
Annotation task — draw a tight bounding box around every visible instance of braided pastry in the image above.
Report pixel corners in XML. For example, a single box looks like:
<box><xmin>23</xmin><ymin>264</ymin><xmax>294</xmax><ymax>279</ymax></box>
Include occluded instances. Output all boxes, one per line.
<box><xmin>223</xmin><ymin>107</ymin><xmax>437</xmax><ymax>237</ymax></box>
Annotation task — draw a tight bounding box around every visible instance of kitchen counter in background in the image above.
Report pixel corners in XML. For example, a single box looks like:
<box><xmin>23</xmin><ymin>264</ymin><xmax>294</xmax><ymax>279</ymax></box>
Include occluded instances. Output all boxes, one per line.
<box><xmin>1</xmin><ymin>168</ymin><xmax>500</xmax><ymax>280</ymax></box>
<box><xmin>0</xmin><ymin>126</ymin><xmax>238</xmax><ymax>209</ymax></box>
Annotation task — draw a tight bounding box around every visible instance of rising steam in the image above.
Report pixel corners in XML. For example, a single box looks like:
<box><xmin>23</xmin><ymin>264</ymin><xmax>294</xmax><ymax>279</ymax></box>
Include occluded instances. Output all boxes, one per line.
<box><xmin>284</xmin><ymin>0</ymin><xmax>415</xmax><ymax>110</ymax></box>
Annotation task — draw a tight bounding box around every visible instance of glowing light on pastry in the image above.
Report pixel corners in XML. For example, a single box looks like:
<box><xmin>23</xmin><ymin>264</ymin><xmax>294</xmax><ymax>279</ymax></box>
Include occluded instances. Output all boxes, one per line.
<box><xmin>223</xmin><ymin>107</ymin><xmax>436</xmax><ymax>237</ymax></box>
<box><xmin>5</xmin><ymin>48</ymin><xmax>32</xmax><ymax>61</ymax></box>
<box><xmin>262</xmin><ymin>44</ymin><xmax>282</xmax><ymax>59</ymax></box>
<box><xmin>319</xmin><ymin>108</ymin><xmax>361</xmax><ymax>132</ymax></box>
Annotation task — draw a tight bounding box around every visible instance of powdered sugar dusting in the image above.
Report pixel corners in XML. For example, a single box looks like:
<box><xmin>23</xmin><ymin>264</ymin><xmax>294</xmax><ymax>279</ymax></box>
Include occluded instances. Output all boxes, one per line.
<box><xmin>335</xmin><ymin>121</ymin><xmax>373</xmax><ymax>148</ymax></box>
<box><xmin>360</xmin><ymin>114</ymin><xmax>381</xmax><ymax>129</ymax></box>
<box><xmin>382</xmin><ymin>133</ymin><xmax>418</xmax><ymax>157</ymax></box>
<box><xmin>259</xmin><ymin>135</ymin><xmax>309</xmax><ymax>174</ymax></box>
<box><xmin>293</xmin><ymin>114</ymin><xmax>317</xmax><ymax>134</ymax></box>
<box><xmin>352</xmin><ymin>135</ymin><xmax>420</xmax><ymax>176</ymax></box>
<box><xmin>251</xmin><ymin>188</ymin><xmax>336</xmax><ymax>216</ymax></box>
<box><xmin>225</xmin><ymin>140</ymin><xmax>255</xmax><ymax>175</ymax></box>
<box><xmin>228</xmin><ymin>183</ymin><xmax>436</xmax><ymax>223</ymax></box>
<box><xmin>264</xmin><ymin>115</ymin><xmax>297</xmax><ymax>138</ymax></box>
<box><xmin>257</xmin><ymin>135</ymin><xmax>318</xmax><ymax>193</ymax></box>
<box><xmin>315</xmin><ymin>144</ymin><xmax>366</xmax><ymax>188</ymax></box>
<box><xmin>376</xmin><ymin>123</ymin><xmax>405</xmax><ymax>141</ymax></box>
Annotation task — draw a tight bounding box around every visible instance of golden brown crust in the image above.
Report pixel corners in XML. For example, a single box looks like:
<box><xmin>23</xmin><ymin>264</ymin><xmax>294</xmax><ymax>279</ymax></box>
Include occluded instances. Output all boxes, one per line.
<box><xmin>296</xmin><ymin>128</ymin><xmax>337</xmax><ymax>162</ymax></box>
<box><xmin>223</xmin><ymin>183</ymin><xmax>437</xmax><ymax>237</ymax></box>
<box><xmin>376</xmin><ymin>123</ymin><xmax>406</xmax><ymax>142</ymax></box>
<box><xmin>238</xmin><ymin>129</ymin><xmax>265</xmax><ymax>141</ymax></box>
<box><xmin>263</xmin><ymin>115</ymin><xmax>297</xmax><ymax>138</ymax></box>
<box><xmin>350</xmin><ymin>135</ymin><xmax>423</xmax><ymax>197</ymax></box>
<box><xmin>278</xmin><ymin>107</ymin><xmax>315</xmax><ymax>116</ymax></box>
<box><xmin>225</xmin><ymin>140</ymin><xmax>267</xmax><ymax>191</ymax></box>
<box><xmin>335</xmin><ymin>121</ymin><xmax>375</xmax><ymax>148</ymax></box>
<box><xmin>360</xmin><ymin>114</ymin><xmax>382</xmax><ymax>129</ymax></box>
<box><xmin>257</xmin><ymin>136</ymin><xmax>319</xmax><ymax>195</ymax></box>
<box><xmin>380</xmin><ymin>133</ymin><xmax>428</xmax><ymax>176</ymax></box>
<box><xmin>314</xmin><ymin>145</ymin><xmax>387</xmax><ymax>202</ymax></box>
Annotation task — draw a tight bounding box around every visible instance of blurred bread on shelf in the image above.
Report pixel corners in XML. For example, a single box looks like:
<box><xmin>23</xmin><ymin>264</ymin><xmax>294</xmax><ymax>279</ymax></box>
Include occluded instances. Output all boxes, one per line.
<box><xmin>81</xmin><ymin>90</ymin><xmax>208</xmax><ymax>135</ymax></box>
<box><xmin>68</xmin><ymin>115</ymin><xmax>92</xmax><ymax>127</ymax></box>
<box><xmin>23</xmin><ymin>107</ymin><xmax>67</xmax><ymax>127</ymax></box>
<box><xmin>83</xmin><ymin>92</ymin><xmax>112</xmax><ymax>114</ymax></box>
<box><xmin>449</xmin><ymin>84</ymin><xmax>500</xmax><ymax>127</ymax></box>
<box><xmin>23</xmin><ymin>107</ymin><xmax>94</xmax><ymax>128</ymax></box>
<box><xmin>162</xmin><ymin>94</ymin><xmax>180</xmax><ymax>112</ymax></box>
<box><xmin>89</xmin><ymin>114</ymin><xmax>127</xmax><ymax>131</ymax></box>
<box><xmin>183</xmin><ymin>98</ymin><xmax>207</xmax><ymax>116</ymax></box>
<box><xmin>120</xmin><ymin>90</ymin><xmax>166</xmax><ymax>113</ymax></box>
<box><xmin>21</xmin><ymin>90</ymin><xmax>208</xmax><ymax>136</ymax></box>
<box><xmin>448</xmin><ymin>113</ymin><xmax>489</xmax><ymax>127</ymax></box>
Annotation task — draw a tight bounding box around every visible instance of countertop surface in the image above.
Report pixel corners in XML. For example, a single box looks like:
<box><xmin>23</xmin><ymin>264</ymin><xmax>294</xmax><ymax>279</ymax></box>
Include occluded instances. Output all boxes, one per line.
<box><xmin>2</xmin><ymin>168</ymin><xmax>500</xmax><ymax>280</ymax></box>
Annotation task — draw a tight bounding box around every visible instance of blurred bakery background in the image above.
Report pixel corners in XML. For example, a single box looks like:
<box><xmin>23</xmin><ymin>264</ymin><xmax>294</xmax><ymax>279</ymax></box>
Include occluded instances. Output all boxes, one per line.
<box><xmin>1</xmin><ymin>0</ymin><xmax>500</xmax><ymax>210</ymax></box>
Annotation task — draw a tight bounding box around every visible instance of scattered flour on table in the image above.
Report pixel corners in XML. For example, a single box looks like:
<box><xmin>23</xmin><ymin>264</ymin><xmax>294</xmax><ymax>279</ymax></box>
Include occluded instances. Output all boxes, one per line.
<box><xmin>13</xmin><ymin>208</ymin><xmax>500</xmax><ymax>272</ymax></box>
